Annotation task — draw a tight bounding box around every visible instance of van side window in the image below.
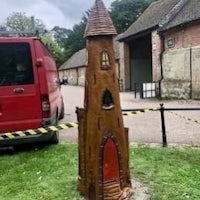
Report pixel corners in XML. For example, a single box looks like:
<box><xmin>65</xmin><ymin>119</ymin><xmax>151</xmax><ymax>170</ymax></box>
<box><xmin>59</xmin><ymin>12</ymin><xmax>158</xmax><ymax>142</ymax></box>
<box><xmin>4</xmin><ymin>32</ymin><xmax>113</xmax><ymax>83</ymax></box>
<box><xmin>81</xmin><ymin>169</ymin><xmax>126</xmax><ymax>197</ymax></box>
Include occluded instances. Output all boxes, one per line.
<box><xmin>0</xmin><ymin>43</ymin><xmax>34</xmax><ymax>86</ymax></box>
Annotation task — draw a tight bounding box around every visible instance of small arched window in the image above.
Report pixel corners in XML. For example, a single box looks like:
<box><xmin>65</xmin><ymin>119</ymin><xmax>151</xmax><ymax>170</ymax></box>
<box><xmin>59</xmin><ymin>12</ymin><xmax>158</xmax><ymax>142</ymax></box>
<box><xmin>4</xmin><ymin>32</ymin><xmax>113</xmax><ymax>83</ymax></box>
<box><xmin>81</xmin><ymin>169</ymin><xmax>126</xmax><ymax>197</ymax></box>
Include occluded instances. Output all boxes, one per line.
<box><xmin>102</xmin><ymin>89</ymin><xmax>114</xmax><ymax>110</ymax></box>
<box><xmin>101</xmin><ymin>49</ymin><xmax>110</xmax><ymax>70</ymax></box>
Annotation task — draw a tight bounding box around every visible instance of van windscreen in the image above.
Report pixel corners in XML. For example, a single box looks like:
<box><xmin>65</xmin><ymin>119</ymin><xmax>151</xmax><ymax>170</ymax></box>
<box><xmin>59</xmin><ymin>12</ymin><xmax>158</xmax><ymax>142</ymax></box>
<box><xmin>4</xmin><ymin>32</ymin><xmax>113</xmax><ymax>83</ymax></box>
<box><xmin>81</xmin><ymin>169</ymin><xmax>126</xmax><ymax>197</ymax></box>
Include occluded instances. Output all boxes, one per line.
<box><xmin>0</xmin><ymin>42</ymin><xmax>34</xmax><ymax>86</ymax></box>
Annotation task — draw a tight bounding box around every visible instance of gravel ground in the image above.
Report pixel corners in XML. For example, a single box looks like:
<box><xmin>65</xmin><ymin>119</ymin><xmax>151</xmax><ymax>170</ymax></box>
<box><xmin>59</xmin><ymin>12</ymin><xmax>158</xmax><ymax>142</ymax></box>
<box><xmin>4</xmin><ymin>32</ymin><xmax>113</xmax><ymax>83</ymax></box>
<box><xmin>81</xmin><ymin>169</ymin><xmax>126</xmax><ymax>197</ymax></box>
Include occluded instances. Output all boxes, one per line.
<box><xmin>59</xmin><ymin>85</ymin><xmax>200</xmax><ymax>146</ymax></box>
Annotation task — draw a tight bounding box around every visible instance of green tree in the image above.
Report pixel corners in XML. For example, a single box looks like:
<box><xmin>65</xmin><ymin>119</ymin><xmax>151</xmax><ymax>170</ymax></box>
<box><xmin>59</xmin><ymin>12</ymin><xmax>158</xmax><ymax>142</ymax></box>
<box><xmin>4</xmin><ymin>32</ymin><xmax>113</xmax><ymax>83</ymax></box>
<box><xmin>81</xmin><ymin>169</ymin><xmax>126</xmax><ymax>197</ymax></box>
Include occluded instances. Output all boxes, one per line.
<box><xmin>110</xmin><ymin>0</ymin><xmax>157</xmax><ymax>33</ymax></box>
<box><xmin>4</xmin><ymin>12</ymin><xmax>65</xmax><ymax>66</ymax></box>
<box><xmin>5</xmin><ymin>12</ymin><xmax>45</xmax><ymax>32</ymax></box>
<box><xmin>51</xmin><ymin>26</ymin><xmax>70</xmax><ymax>49</ymax></box>
<box><xmin>41</xmin><ymin>34</ymin><xmax>66</xmax><ymax>67</ymax></box>
<box><xmin>0</xmin><ymin>25</ymin><xmax>8</xmax><ymax>36</ymax></box>
<box><xmin>63</xmin><ymin>14</ymin><xmax>88</xmax><ymax>60</ymax></box>
<box><xmin>61</xmin><ymin>0</ymin><xmax>157</xmax><ymax>62</ymax></box>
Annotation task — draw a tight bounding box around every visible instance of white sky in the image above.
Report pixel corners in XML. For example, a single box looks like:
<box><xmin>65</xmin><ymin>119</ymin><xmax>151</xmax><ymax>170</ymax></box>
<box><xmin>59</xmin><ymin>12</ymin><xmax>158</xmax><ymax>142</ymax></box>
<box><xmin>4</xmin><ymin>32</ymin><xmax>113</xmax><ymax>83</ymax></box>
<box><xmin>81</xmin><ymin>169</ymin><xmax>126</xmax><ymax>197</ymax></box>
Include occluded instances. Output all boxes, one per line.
<box><xmin>0</xmin><ymin>0</ymin><xmax>114</xmax><ymax>30</ymax></box>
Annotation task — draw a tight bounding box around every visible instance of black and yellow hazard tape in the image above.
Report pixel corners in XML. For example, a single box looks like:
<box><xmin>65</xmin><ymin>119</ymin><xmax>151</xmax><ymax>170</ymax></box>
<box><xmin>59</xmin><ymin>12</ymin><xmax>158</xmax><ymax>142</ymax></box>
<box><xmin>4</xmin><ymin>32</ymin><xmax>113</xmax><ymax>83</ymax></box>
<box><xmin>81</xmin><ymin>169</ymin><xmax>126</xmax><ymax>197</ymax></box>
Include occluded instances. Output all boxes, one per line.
<box><xmin>122</xmin><ymin>108</ymin><xmax>158</xmax><ymax>116</ymax></box>
<box><xmin>168</xmin><ymin>111</ymin><xmax>200</xmax><ymax>125</ymax></box>
<box><xmin>0</xmin><ymin>108</ymin><xmax>159</xmax><ymax>141</ymax></box>
<box><xmin>0</xmin><ymin>122</ymin><xmax>79</xmax><ymax>141</ymax></box>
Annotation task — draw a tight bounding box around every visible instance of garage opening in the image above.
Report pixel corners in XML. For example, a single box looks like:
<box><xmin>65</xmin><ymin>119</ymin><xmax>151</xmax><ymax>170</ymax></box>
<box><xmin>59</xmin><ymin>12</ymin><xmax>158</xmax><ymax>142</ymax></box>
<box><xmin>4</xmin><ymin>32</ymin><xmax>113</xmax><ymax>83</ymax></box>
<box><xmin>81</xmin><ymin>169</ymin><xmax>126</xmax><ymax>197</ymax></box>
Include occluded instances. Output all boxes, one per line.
<box><xmin>129</xmin><ymin>34</ymin><xmax>152</xmax><ymax>92</ymax></box>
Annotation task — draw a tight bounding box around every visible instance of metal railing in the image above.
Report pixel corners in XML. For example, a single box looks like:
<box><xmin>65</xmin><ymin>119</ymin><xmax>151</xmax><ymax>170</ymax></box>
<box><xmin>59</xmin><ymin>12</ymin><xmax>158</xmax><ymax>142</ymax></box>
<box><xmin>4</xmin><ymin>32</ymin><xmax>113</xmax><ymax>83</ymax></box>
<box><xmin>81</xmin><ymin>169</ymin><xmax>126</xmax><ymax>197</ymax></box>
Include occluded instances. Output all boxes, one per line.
<box><xmin>123</xmin><ymin>104</ymin><xmax>200</xmax><ymax>147</ymax></box>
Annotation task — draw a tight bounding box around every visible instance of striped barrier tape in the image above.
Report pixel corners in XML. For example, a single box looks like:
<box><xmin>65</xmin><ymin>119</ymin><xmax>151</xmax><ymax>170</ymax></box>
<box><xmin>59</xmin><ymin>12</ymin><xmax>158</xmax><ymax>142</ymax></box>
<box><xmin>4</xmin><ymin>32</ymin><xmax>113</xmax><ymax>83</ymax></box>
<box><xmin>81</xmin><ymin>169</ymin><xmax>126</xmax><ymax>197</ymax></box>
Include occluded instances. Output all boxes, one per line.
<box><xmin>168</xmin><ymin>111</ymin><xmax>200</xmax><ymax>125</ymax></box>
<box><xmin>0</xmin><ymin>108</ymin><xmax>158</xmax><ymax>141</ymax></box>
<box><xmin>122</xmin><ymin>108</ymin><xmax>158</xmax><ymax>116</ymax></box>
<box><xmin>0</xmin><ymin>122</ymin><xmax>79</xmax><ymax>141</ymax></box>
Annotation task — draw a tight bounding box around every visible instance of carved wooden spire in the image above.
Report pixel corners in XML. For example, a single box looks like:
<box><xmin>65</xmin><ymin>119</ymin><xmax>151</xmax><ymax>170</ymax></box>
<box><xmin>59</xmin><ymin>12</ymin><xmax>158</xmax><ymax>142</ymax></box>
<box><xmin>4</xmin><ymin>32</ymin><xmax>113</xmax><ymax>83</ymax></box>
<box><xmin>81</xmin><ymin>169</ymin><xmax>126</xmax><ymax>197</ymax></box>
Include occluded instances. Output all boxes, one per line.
<box><xmin>77</xmin><ymin>0</ymin><xmax>133</xmax><ymax>199</ymax></box>
<box><xmin>84</xmin><ymin>0</ymin><xmax>117</xmax><ymax>37</ymax></box>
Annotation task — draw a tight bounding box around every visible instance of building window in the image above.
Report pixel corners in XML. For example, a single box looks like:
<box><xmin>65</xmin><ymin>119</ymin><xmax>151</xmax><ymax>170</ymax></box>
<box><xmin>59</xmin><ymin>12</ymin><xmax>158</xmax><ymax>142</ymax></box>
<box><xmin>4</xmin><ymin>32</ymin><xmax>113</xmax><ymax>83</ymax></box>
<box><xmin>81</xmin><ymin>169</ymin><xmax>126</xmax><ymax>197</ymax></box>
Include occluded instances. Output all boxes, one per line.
<box><xmin>167</xmin><ymin>38</ymin><xmax>175</xmax><ymax>48</ymax></box>
<box><xmin>101</xmin><ymin>49</ymin><xmax>110</xmax><ymax>70</ymax></box>
<box><xmin>102</xmin><ymin>89</ymin><xmax>114</xmax><ymax>110</ymax></box>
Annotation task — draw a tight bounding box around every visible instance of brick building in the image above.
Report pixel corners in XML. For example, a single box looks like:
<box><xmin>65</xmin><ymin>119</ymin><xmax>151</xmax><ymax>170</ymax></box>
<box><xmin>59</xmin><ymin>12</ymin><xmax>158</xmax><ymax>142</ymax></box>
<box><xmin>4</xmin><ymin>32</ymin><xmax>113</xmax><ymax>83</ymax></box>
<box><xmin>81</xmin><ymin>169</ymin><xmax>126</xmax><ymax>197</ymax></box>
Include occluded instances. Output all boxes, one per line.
<box><xmin>119</xmin><ymin>0</ymin><xmax>200</xmax><ymax>99</ymax></box>
<box><xmin>59</xmin><ymin>49</ymin><xmax>86</xmax><ymax>86</ymax></box>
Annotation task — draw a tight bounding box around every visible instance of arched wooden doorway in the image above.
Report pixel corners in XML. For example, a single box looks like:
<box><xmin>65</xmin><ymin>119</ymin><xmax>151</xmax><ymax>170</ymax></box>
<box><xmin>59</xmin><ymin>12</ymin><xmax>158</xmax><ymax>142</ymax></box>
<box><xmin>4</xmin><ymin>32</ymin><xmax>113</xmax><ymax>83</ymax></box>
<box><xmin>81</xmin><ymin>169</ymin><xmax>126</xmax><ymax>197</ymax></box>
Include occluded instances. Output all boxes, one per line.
<box><xmin>101</xmin><ymin>137</ymin><xmax>121</xmax><ymax>199</ymax></box>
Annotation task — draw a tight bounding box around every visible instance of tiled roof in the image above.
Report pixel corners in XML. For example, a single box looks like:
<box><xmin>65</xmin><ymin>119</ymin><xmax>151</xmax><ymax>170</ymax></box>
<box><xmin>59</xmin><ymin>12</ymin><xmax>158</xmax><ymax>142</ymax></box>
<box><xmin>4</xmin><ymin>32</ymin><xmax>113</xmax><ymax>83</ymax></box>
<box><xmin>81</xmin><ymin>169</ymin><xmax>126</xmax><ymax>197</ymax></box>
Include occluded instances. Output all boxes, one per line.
<box><xmin>119</xmin><ymin>0</ymin><xmax>183</xmax><ymax>41</ymax></box>
<box><xmin>84</xmin><ymin>0</ymin><xmax>117</xmax><ymax>37</ymax></box>
<box><xmin>59</xmin><ymin>49</ymin><xmax>87</xmax><ymax>70</ymax></box>
<box><xmin>59</xmin><ymin>37</ymin><xmax>120</xmax><ymax>70</ymax></box>
<box><xmin>159</xmin><ymin>0</ymin><xmax>200</xmax><ymax>31</ymax></box>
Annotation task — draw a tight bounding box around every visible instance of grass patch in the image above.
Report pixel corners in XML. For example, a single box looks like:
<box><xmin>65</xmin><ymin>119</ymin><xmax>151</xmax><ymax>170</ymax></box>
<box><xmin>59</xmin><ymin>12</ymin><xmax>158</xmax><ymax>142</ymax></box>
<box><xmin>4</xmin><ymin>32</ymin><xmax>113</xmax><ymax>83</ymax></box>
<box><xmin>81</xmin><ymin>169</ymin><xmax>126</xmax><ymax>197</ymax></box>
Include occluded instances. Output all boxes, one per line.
<box><xmin>0</xmin><ymin>144</ymin><xmax>200</xmax><ymax>199</ymax></box>
<box><xmin>0</xmin><ymin>144</ymin><xmax>83</xmax><ymax>200</ymax></box>
<box><xmin>130</xmin><ymin>147</ymin><xmax>200</xmax><ymax>200</ymax></box>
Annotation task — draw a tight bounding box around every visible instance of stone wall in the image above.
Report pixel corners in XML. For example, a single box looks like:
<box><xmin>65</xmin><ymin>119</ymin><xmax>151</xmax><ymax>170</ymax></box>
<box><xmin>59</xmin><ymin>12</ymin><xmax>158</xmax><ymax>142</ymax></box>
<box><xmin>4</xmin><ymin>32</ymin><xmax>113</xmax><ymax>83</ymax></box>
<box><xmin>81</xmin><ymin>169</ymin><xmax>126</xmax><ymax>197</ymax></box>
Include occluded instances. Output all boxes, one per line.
<box><xmin>191</xmin><ymin>46</ymin><xmax>200</xmax><ymax>99</ymax></box>
<box><xmin>151</xmin><ymin>30</ymin><xmax>162</xmax><ymax>82</ymax></box>
<box><xmin>77</xmin><ymin>67</ymin><xmax>86</xmax><ymax>86</ymax></box>
<box><xmin>161</xmin><ymin>22</ymin><xmax>200</xmax><ymax>99</ymax></box>
<box><xmin>119</xmin><ymin>42</ymin><xmax>130</xmax><ymax>91</ymax></box>
<box><xmin>161</xmin><ymin>45</ymin><xmax>200</xmax><ymax>99</ymax></box>
<box><xmin>59</xmin><ymin>67</ymin><xmax>85</xmax><ymax>86</ymax></box>
<box><xmin>161</xmin><ymin>48</ymin><xmax>191</xmax><ymax>99</ymax></box>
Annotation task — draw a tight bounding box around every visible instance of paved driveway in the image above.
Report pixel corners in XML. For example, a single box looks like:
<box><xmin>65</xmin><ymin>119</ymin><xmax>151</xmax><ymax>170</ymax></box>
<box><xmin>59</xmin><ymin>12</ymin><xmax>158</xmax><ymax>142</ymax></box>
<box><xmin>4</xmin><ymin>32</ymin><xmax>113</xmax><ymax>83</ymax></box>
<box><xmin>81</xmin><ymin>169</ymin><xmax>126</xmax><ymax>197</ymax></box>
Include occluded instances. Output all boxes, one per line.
<box><xmin>59</xmin><ymin>85</ymin><xmax>200</xmax><ymax>146</ymax></box>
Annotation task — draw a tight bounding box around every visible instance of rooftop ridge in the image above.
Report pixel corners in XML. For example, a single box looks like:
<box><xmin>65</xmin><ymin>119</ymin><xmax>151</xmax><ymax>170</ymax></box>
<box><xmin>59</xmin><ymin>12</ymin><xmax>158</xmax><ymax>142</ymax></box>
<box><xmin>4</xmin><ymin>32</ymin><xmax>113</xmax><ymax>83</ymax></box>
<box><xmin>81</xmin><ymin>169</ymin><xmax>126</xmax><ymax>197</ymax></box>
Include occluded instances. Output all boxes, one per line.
<box><xmin>159</xmin><ymin>0</ymin><xmax>189</xmax><ymax>29</ymax></box>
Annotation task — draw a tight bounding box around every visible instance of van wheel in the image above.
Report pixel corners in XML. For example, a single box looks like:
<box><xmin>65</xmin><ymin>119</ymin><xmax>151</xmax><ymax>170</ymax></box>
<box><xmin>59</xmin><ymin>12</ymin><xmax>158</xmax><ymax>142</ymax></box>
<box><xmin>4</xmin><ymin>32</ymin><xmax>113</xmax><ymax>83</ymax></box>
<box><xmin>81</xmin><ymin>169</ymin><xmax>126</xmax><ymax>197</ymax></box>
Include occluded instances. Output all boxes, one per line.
<box><xmin>49</xmin><ymin>117</ymin><xmax>59</xmax><ymax>144</ymax></box>
<box><xmin>49</xmin><ymin>131</ymin><xmax>59</xmax><ymax>144</ymax></box>
<box><xmin>59</xmin><ymin>102</ymin><xmax>65</xmax><ymax>120</ymax></box>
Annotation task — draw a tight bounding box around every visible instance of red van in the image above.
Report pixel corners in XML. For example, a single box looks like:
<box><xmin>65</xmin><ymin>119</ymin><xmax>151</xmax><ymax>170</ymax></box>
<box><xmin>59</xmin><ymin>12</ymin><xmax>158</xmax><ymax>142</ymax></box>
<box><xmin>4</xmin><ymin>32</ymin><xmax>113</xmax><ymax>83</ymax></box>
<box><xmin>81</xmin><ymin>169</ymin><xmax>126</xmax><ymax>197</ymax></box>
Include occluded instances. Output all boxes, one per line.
<box><xmin>0</xmin><ymin>37</ymin><xmax>64</xmax><ymax>146</ymax></box>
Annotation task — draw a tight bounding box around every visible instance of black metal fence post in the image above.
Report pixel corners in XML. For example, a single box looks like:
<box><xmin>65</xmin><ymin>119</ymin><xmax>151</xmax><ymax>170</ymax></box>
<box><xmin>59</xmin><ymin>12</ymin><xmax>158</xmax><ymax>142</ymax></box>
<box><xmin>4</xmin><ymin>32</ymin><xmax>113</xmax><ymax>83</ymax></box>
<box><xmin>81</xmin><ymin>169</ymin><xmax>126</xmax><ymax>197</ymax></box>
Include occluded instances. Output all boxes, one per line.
<box><xmin>160</xmin><ymin>103</ymin><xmax>167</xmax><ymax>147</ymax></box>
<box><xmin>134</xmin><ymin>83</ymin><xmax>137</xmax><ymax>98</ymax></box>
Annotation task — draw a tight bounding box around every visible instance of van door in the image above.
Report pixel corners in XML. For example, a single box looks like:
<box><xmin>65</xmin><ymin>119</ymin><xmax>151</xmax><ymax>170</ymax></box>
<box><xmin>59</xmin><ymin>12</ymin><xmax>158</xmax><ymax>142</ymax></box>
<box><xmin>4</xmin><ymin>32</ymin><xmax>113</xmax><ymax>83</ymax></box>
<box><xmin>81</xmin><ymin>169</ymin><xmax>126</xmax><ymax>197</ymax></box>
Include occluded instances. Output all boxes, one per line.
<box><xmin>34</xmin><ymin>39</ymin><xmax>62</xmax><ymax>125</ymax></box>
<box><xmin>0</xmin><ymin>42</ymin><xmax>42</xmax><ymax>133</ymax></box>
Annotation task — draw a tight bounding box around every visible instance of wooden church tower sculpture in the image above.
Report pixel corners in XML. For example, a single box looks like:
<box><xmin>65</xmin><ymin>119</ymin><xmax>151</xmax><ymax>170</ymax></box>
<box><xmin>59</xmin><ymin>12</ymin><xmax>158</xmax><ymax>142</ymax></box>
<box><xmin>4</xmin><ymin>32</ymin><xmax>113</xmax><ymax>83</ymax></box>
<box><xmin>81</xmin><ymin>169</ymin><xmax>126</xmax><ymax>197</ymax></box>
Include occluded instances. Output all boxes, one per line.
<box><xmin>76</xmin><ymin>0</ymin><xmax>133</xmax><ymax>199</ymax></box>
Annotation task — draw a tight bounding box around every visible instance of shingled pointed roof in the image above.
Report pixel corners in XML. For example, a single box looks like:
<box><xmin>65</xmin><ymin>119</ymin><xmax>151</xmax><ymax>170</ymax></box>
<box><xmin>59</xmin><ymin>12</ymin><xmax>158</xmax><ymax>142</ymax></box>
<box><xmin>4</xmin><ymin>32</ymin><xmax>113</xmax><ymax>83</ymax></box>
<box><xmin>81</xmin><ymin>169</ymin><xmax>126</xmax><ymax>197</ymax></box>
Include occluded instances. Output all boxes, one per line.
<box><xmin>84</xmin><ymin>0</ymin><xmax>117</xmax><ymax>37</ymax></box>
